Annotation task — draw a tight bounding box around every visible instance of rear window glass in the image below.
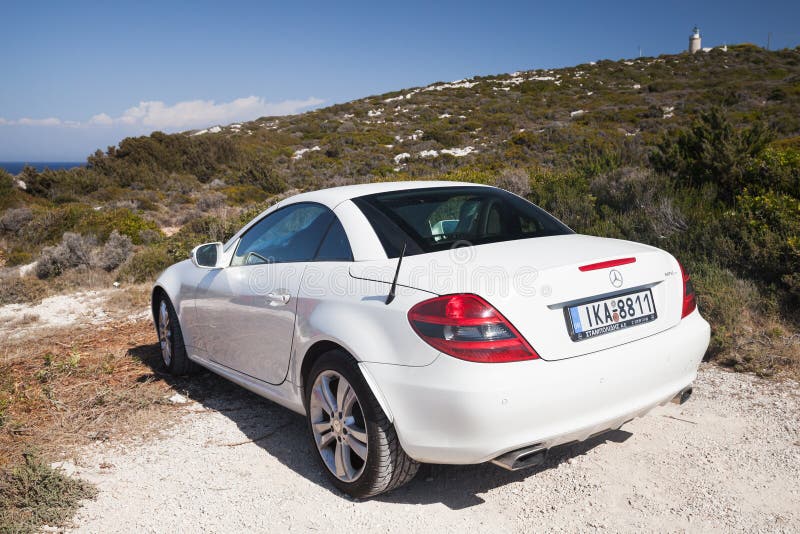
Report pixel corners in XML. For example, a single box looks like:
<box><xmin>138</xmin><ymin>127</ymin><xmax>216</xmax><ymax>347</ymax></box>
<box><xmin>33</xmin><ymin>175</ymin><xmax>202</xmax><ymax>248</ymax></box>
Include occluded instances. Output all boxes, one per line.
<box><xmin>351</xmin><ymin>186</ymin><xmax>573</xmax><ymax>258</ymax></box>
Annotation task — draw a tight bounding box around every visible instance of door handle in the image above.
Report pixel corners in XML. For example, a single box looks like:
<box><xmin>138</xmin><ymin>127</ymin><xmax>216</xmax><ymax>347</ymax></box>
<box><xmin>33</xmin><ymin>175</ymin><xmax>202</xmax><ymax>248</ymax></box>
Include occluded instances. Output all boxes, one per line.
<box><xmin>266</xmin><ymin>292</ymin><xmax>291</xmax><ymax>306</ymax></box>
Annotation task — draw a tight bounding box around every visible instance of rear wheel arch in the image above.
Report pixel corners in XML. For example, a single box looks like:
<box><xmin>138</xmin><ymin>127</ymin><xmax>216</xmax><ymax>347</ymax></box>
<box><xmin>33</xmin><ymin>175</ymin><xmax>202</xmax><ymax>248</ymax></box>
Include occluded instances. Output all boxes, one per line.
<box><xmin>299</xmin><ymin>340</ymin><xmax>394</xmax><ymax>422</ymax></box>
<box><xmin>301</xmin><ymin>340</ymin><xmax>345</xmax><ymax>400</ymax></box>
<box><xmin>151</xmin><ymin>286</ymin><xmax>169</xmax><ymax>324</ymax></box>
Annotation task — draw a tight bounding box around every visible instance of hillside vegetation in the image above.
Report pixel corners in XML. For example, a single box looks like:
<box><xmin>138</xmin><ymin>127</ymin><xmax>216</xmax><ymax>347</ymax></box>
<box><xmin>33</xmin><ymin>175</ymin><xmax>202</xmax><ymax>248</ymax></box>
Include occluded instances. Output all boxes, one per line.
<box><xmin>1</xmin><ymin>43</ymin><xmax>799</xmax><ymax>377</ymax></box>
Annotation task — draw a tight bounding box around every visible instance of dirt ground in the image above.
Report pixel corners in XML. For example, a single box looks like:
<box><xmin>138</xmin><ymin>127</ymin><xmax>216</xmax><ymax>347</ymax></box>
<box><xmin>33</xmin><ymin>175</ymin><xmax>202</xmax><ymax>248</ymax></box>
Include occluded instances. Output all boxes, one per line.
<box><xmin>2</xmin><ymin>288</ymin><xmax>798</xmax><ymax>532</ymax></box>
<box><xmin>65</xmin><ymin>363</ymin><xmax>799</xmax><ymax>533</ymax></box>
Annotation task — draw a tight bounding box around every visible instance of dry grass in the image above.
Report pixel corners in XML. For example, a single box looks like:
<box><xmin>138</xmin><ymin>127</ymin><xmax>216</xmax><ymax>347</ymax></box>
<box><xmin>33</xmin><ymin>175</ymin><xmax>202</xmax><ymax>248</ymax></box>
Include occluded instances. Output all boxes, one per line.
<box><xmin>0</xmin><ymin>310</ymin><xmax>184</xmax><ymax>532</ymax></box>
<box><xmin>0</xmin><ymin>319</ymin><xmax>177</xmax><ymax>471</ymax></box>
<box><xmin>719</xmin><ymin>315</ymin><xmax>800</xmax><ymax>379</ymax></box>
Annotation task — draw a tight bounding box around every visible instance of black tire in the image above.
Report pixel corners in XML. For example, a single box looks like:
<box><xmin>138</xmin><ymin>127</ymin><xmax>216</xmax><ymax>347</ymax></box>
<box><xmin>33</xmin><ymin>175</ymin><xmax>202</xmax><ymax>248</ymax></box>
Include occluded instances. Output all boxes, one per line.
<box><xmin>155</xmin><ymin>295</ymin><xmax>196</xmax><ymax>376</ymax></box>
<box><xmin>305</xmin><ymin>350</ymin><xmax>419</xmax><ymax>498</ymax></box>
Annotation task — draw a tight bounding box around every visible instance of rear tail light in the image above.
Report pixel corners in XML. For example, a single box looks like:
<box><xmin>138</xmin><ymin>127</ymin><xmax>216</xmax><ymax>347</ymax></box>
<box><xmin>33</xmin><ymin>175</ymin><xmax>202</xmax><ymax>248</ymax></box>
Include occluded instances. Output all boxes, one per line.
<box><xmin>678</xmin><ymin>262</ymin><xmax>696</xmax><ymax>318</ymax></box>
<box><xmin>407</xmin><ymin>294</ymin><xmax>538</xmax><ymax>363</ymax></box>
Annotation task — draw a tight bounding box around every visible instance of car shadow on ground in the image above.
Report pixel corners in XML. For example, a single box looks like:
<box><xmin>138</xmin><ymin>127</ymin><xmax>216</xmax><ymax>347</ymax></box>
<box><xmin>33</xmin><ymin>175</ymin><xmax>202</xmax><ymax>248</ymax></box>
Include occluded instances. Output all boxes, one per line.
<box><xmin>130</xmin><ymin>342</ymin><xmax>632</xmax><ymax>510</ymax></box>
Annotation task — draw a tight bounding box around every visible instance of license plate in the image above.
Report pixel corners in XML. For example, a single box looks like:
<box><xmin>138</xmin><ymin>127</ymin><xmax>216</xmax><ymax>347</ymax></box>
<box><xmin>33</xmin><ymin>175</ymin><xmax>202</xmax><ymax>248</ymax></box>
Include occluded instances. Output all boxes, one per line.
<box><xmin>566</xmin><ymin>289</ymin><xmax>657</xmax><ymax>341</ymax></box>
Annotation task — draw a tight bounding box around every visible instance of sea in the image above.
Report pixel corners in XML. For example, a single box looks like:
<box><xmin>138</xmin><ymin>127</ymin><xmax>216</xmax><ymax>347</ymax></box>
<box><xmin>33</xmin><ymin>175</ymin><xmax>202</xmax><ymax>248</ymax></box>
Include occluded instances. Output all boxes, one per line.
<box><xmin>0</xmin><ymin>161</ymin><xmax>85</xmax><ymax>175</ymax></box>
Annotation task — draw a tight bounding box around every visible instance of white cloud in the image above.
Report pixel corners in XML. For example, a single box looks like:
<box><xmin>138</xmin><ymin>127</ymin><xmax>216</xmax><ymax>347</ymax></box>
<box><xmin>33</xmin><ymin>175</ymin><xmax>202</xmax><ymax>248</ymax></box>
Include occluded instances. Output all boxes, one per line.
<box><xmin>116</xmin><ymin>96</ymin><xmax>323</xmax><ymax>130</ymax></box>
<box><xmin>0</xmin><ymin>95</ymin><xmax>323</xmax><ymax>131</ymax></box>
<box><xmin>17</xmin><ymin>117</ymin><xmax>62</xmax><ymax>126</ymax></box>
<box><xmin>89</xmin><ymin>113</ymin><xmax>113</xmax><ymax>126</ymax></box>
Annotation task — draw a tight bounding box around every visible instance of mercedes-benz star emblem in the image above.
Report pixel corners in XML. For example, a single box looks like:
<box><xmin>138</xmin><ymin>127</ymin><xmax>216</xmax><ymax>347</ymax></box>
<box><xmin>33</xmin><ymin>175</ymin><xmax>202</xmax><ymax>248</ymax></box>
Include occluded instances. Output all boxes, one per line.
<box><xmin>609</xmin><ymin>269</ymin><xmax>623</xmax><ymax>288</ymax></box>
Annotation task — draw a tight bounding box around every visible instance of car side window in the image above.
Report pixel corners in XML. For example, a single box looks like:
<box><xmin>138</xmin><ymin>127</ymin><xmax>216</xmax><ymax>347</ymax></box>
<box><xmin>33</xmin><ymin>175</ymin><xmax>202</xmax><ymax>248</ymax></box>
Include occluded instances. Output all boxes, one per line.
<box><xmin>314</xmin><ymin>218</ymin><xmax>353</xmax><ymax>261</ymax></box>
<box><xmin>232</xmin><ymin>203</ymin><xmax>334</xmax><ymax>266</ymax></box>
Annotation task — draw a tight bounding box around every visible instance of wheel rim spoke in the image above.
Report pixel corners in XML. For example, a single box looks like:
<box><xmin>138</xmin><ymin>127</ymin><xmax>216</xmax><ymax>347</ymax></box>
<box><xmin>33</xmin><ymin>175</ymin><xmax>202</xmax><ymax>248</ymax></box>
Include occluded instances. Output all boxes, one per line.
<box><xmin>341</xmin><ymin>387</ymin><xmax>356</xmax><ymax>414</ymax></box>
<box><xmin>344</xmin><ymin>433</ymin><xmax>367</xmax><ymax>460</ymax></box>
<box><xmin>343</xmin><ymin>418</ymin><xmax>368</xmax><ymax>444</ymax></box>
<box><xmin>334</xmin><ymin>440</ymin><xmax>346</xmax><ymax>477</ymax></box>
<box><xmin>317</xmin><ymin>429</ymin><xmax>336</xmax><ymax>449</ymax></box>
<box><xmin>321</xmin><ymin>376</ymin><xmax>338</xmax><ymax>414</ymax></box>
<box><xmin>336</xmin><ymin>380</ymin><xmax>351</xmax><ymax>415</ymax></box>
<box><xmin>312</xmin><ymin>383</ymin><xmax>333</xmax><ymax>416</ymax></box>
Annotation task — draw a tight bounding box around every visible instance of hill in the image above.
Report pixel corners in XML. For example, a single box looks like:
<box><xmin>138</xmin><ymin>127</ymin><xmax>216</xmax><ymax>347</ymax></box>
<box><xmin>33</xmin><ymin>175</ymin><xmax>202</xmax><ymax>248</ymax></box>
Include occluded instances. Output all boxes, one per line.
<box><xmin>0</xmin><ymin>43</ymin><xmax>798</xmax><ymax>377</ymax></box>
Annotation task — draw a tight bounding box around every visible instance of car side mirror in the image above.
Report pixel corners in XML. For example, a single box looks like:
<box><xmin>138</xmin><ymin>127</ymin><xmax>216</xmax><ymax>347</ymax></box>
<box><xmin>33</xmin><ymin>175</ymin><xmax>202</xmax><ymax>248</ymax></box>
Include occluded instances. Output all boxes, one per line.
<box><xmin>191</xmin><ymin>242</ymin><xmax>224</xmax><ymax>269</ymax></box>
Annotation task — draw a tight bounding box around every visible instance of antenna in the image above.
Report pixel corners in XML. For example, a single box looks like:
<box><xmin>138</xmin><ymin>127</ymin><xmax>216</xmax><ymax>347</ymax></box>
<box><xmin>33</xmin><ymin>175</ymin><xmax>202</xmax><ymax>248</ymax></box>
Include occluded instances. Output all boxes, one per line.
<box><xmin>385</xmin><ymin>242</ymin><xmax>406</xmax><ymax>305</ymax></box>
<box><xmin>638</xmin><ymin>45</ymin><xmax>642</xmax><ymax>58</ymax></box>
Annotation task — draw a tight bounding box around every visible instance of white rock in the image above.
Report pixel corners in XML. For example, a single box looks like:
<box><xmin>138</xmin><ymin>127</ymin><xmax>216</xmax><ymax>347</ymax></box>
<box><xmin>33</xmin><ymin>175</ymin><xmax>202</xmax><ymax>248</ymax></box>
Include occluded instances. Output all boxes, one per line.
<box><xmin>292</xmin><ymin>146</ymin><xmax>321</xmax><ymax>160</ymax></box>
<box><xmin>50</xmin><ymin>460</ymin><xmax>77</xmax><ymax>476</ymax></box>
<box><xmin>169</xmin><ymin>393</ymin><xmax>189</xmax><ymax>404</ymax></box>
<box><xmin>440</xmin><ymin>146</ymin><xmax>476</xmax><ymax>157</ymax></box>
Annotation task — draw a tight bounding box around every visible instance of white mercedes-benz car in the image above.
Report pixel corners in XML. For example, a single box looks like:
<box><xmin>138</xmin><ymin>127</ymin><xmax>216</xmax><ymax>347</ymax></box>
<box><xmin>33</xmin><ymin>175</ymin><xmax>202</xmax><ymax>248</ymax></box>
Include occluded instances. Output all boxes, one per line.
<box><xmin>152</xmin><ymin>181</ymin><xmax>710</xmax><ymax>498</ymax></box>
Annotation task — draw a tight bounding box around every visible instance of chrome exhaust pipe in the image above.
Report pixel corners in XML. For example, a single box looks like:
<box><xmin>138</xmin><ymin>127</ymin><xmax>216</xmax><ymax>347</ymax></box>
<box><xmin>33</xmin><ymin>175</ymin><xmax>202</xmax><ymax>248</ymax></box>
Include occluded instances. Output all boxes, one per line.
<box><xmin>491</xmin><ymin>444</ymin><xmax>547</xmax><ymax>471</ymax></box>
<box><xmin>671</xmin><ymin>386</ymin><xmax>693</xmax><ymax>405</ymax></box>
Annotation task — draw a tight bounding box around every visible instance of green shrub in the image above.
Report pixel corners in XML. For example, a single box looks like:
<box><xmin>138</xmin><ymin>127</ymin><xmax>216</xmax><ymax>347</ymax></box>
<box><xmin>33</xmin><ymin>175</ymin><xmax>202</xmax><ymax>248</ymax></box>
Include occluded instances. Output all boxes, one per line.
<box><xmin>0</xmin><ymin>169</ymin><xmax>14</xmax><ymax>194</ymax></box>
<box><xmin>729</xmin><ymin>190</ymin><xmax>800</xmax><ymax>304</ymax></box>
<box><xmin>0</xmin><ymin>453</ymin><xmax>97</xmax><ymax>533</ymax></box>
<box><xmin>240</xmin><ymin>159</ymin><xmax>287</xmax><ymax>194</ymax></box>
<box><xmin>118</xmin><ymin>245</ymin><xmax>174</xmax><ymax>283</ymax></box>
<box><xmin>222</xmin><ymin>185</ymin><xmax>269</xmax><ymax>205</ymax></box>
<box><xmin>651</xmin><ymin>108</ymin><xmax>772</xmax><ymax>201</ymax></box>
<box><xmin>5</xmin><ymin>249</ymin><xmax>33</xmax><ymax>267</ymax></box>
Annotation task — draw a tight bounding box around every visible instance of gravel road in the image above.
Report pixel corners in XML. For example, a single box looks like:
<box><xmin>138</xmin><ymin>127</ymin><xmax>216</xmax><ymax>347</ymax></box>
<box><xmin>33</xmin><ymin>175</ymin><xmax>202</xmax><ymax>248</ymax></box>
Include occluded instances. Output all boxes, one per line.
<box><xmin>66</xmin><ymin>364</ymin><xmax>799</xmax><ymax>533</ymax></box>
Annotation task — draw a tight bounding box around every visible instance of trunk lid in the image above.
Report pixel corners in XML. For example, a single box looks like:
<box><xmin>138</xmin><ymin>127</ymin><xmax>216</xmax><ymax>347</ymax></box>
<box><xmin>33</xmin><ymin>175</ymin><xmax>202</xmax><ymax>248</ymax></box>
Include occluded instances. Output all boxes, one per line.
<box><xmin>349</xmin><ymin>234</ymin><xmax>684</xmax><ymax>360</ymax></box>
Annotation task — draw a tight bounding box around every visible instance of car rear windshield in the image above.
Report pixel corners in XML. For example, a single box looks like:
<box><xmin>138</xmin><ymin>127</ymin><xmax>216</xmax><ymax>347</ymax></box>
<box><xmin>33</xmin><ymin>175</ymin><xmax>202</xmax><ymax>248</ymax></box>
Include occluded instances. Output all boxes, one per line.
<box><xmin>351</xmin><ymin>186</ymin><xmax>573</xmax><ymax>258</ymax></box>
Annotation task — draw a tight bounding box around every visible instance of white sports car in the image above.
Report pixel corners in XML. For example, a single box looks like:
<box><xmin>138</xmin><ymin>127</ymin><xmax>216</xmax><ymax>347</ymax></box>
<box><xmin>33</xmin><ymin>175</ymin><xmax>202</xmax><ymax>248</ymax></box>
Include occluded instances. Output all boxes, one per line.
<box><xmin>152</xmin><ymin>181</ymin><xmax>710</xmax><ymax>498</ymax></box>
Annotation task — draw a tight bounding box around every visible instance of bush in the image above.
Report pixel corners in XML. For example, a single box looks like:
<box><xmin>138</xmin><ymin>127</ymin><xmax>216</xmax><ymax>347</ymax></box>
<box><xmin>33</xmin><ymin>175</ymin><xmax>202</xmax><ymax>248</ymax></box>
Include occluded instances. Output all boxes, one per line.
<box><xmin>691</xmin><ymin>262</ymin><xmax>763</xmax><ymax>357</ymax></box>
<box><xmin>0</xmin><ymin>170</ymin><xmax>21</xmax><ymax>209</ymax></box>
<box><xmin>0</xmin><ymin>169</ymin><xmax>14</xmax><ymax>193</ymax></box>
<box><xmin>494</xmin><ymin>168</ymin><xmax>531</xmax><ymax>197</ymax></box>
<box><xmin>93</xmin><ymin>230</ymin><xmax>133</xmax><ymax>271</ymax></box>
<box><xmin>5</xmin><ymin>249</ymin><xmax>34</xmax><ymax>266</ymax></box>
<box><xmin>728</xmin><ymin>190</ymin><xmax>800</xmax><ymax>304</ymax></box>
<box><xmin>0</xmin><ymin>453</ymin><xmax>97</xmax><ymax>533</ymax></box>
<box><xmin>118</xmin><ymin>245</ymin><xmax>174</xmax><ymax>283</ymax></box>
<box><xmin>36</xmin><ymin>233</ymin><xmax>96</xmax><ymax>279</ymax></box>
<box><xmin>651</xmin><ymin>108</ymin><xmax>772</xmax><ymax>201</ymax></box>
<box><xmin>222</xmin><ymin>185</ymin><xmax>269</xmax><ymax>205</ymax></box>
<box><xmin>240</xmin><ymin>159</ymin><xmax>287</xmax><ymax>194</ymax></box>
<box><xmin>0</xmin><ymin>207</ymin><xmax>33</xmax><ymax>233</ymax></box>
<box><xmin>195</xmin><ymin>191</ymin><xmax>226</xmax><ymax>211</ymax></box>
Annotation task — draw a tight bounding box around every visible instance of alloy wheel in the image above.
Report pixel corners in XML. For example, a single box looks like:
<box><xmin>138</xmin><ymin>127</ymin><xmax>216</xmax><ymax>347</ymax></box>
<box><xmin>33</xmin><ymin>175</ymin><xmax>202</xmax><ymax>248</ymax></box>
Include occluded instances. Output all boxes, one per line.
<box><xmin>309</xmin><ymin>370</ymin><xmax>369</xmax><ymax>483</ymax></box>
<box><xmin>158</xmin><ymin>300</ymin><xmax>173</xmax><ymax>367</ymax></box>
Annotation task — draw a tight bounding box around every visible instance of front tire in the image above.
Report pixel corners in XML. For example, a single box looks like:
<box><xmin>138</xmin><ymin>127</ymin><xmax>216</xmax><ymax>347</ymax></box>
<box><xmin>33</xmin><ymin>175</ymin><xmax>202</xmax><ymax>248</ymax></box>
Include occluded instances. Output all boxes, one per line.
<box><xmin>306</xmin><ymin>351</ymin><xmax>419</xmax><ymax>498</ymax></box>
<box><xmin>156</xmin><ymin>296</ymin><xmax>195</xmax><ymax>375</ymax></box>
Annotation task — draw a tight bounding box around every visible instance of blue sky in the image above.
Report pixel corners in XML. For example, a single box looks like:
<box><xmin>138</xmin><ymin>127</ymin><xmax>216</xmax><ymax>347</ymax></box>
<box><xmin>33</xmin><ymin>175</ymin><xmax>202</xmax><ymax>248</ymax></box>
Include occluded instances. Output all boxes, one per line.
<box><xmin>1</xmin><ymin>0</ymin><xmax>798</xmax><ymax>160</ymax></box>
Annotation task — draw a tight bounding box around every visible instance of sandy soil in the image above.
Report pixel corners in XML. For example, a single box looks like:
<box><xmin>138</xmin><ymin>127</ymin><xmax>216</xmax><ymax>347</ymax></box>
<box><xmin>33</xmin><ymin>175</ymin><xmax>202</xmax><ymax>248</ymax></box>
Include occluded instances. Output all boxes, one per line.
<box><xmin>61</xmin><ymin>364</ymin><xmax>799</xmax><ymax>533</ymax></box>
<box><xmin>0</xmin><ymin>288</ymin><xmax>149</xmax><ymax>339</ymax></box>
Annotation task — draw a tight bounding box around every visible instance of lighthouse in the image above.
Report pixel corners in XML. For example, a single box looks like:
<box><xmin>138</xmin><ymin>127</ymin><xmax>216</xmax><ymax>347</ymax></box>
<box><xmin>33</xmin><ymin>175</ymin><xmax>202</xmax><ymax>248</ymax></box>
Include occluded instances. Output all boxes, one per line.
<box><xmin>689</xmin><ymin>26</ymin><xmax>701</xmax><ymax>54</ymax></box>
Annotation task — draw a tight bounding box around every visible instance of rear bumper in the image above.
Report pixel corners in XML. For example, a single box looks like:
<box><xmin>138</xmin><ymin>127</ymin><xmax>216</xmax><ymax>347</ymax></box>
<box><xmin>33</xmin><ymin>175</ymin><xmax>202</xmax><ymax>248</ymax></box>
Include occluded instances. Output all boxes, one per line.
<box><xmin>362</xmin><ymin>311</ymin><xmax>710</xmax><ymax>464</ymax></box>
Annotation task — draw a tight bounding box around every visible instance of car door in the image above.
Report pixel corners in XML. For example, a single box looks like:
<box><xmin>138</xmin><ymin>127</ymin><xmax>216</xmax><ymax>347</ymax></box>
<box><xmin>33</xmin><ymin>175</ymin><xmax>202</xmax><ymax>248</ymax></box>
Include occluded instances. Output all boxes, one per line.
<box><xmin>193</xmin><ymin>202</ymin><xmax>335</xmax><ymax>385</ymax></box>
